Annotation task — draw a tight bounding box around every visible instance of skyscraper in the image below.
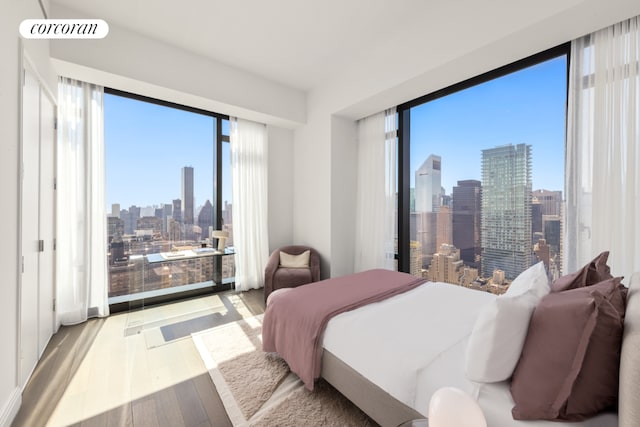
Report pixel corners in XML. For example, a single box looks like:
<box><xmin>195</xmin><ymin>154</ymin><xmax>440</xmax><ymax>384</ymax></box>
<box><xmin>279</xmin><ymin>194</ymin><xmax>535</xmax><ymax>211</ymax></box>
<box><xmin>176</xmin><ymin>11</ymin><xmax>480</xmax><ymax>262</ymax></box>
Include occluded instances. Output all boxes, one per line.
<box><xmin>531</xmin><ymin>199</ymin><xmax>543</xmax><ymax>237</ymax></box>
<box><xmin>415</xmin><ymin>154</ymin><xmax>442</xmax><ymax>213</ymax></box>
<box><xmin>172</xmin><ymin>199</ymin><xmax>182</xmax><ymax>223</ymax></box>
<box><xmin>181</xmin><ymin>166</ymin><xmax>194</xmax><ymax>225</ymax></box>
<box><xmin>532</xmin><ymin>189</ymin><xmax>562</xmax><ymax>216</ymax></box>
<box><xmin>481</xmin><ymin>144</ymin><xmax>532</xmax><ymax>279</ymax></box>
<box><xmin>123</xmin><ymin>205</ymin><xmax>140</xmax><ymax>235</ymax></box>
<box><xmin>452</xmin><ymin>179</ymin><xmax>482</xmax><ymax>268</ymax></box>
<box><xmin>428</xmin><ymin>244</ymin><xmax>464</xmax><ymax>284</ymax></box>
<box><xmin>436</xmin><ymin>205</ymin><xmax>452</xmax><ymax>249</ymax></box>
<box><xmin>198</xmin><ymin>199</ymin><xmax>214</xmax><ymax>239</ymax></box>
<box><xmin>414</xmin><ymin>154</ymin><xmax>442</xmax><ymax>268</ymax></box>
<box><xmin>161</xmin><ymin>203</ymin><xmax>173</xmax><ymax>235</ymax></box>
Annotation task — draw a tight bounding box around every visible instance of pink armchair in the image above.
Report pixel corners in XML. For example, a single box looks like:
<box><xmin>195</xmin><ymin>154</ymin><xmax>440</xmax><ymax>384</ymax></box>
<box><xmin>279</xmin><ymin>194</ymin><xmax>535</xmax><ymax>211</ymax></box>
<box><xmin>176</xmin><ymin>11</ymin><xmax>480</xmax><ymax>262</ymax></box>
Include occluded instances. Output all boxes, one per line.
<box><xmin>264</xmin><ymin>245</ymin><xmax>321</xmax><ymax>301</ymax></box>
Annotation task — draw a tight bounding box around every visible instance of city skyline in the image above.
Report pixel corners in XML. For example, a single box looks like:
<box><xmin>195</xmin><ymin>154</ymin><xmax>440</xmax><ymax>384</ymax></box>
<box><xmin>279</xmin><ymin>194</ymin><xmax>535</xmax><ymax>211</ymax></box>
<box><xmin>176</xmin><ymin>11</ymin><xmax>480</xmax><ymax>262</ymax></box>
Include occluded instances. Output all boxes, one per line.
<box><xmin>107</xmin><ymin>163</ymin><xmax>220</xmax><ymax>219</ymax></box>
<box><xmin>410</xmin><ymin>55</ymin><xmax>567</xmax><ymax>195</ymax></box>
<box><xmin>410</xmin><ymin>144</ymin><xmax>563</xmax><ymax>281</ymax></box>
<box><xmin>104</xmin><ymin>93</ymin><xmax>232</xmax><ymax>210</ymax></box>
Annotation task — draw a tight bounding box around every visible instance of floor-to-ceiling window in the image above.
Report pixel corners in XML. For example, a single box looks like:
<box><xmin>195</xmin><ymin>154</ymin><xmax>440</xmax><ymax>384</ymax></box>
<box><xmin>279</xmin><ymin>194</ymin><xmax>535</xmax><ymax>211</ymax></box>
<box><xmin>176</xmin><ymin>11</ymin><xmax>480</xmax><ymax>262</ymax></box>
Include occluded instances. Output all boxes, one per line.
<box><xmin>398</xmin><ymin>44</ymin><xmax>569</xmax><ymax>294</ymax></box>
<box><xmin>104</xmin><ymin>89</ymin><xmax>233</xmax><ymax>310</ymax></box>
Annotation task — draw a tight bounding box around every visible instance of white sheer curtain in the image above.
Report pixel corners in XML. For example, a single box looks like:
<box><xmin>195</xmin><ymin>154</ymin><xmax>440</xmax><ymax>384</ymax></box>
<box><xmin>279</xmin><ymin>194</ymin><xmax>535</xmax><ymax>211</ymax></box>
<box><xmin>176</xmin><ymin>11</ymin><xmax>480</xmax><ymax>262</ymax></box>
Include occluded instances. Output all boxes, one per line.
<box><xmin>229</xmin><ymin>117</ymin><xmax>269</xmax><ymax>291</ymax></box>
<box><xmin>354</xmin><ymin>108</ymin><xmax>397</xmax><ymax>272</ymax></box>
<box><xmin>566</xmin><ymin>15</ymin><xmax>640</xmax><ymax>279</ymax></box>
<box><xmin>57</xmin><ymin>77</ymin><xmax>109</xmax><ymax>325</ymax></box>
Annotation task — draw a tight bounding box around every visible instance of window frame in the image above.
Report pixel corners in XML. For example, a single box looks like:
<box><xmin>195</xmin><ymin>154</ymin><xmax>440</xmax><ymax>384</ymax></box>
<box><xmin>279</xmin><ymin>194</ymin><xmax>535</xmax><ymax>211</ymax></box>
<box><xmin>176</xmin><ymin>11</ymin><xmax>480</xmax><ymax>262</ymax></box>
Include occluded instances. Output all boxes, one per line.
<box><xmin>104</xmin><ymin>88</ymin><xmax>231</xmax><ymax>312</ymax></box>
<box><xmin>395</xmin><ymin>43</ymin><xmax>571</xmax><ymax>274</ymax></box>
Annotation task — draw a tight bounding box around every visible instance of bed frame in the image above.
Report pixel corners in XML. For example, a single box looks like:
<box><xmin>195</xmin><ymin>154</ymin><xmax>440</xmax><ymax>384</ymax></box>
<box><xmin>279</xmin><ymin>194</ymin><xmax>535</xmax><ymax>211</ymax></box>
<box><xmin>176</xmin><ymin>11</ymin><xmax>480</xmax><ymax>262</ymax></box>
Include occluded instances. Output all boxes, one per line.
<box><xmin>322</xmin><ymin>271</ymin><xmax>640</xmax><ymax>427</ymax></box>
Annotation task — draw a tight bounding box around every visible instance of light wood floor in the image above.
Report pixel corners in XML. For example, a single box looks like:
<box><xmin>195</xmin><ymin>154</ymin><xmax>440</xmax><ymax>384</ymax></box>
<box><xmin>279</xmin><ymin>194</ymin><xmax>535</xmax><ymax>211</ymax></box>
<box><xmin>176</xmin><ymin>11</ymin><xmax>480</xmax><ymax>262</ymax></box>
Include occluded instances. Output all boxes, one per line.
<box><xmin>13</xmin><ymin>289</ymin><xmax>265</xmax><ymax>427</ymax></box>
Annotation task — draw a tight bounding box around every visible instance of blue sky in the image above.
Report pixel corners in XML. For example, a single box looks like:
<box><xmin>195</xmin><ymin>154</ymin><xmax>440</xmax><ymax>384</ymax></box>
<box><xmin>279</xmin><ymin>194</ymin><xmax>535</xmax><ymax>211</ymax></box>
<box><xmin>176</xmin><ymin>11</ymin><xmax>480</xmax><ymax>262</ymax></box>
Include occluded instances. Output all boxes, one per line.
<box><xmin>105</xmin><ymin>95</ymin><xmax>232</xmax><ymax>211</ymax></box>
<box><xmin>106</xmin><ymin>54</ymin><xmax>567</xmax><ymax>211</ymax></box>
<box><xmin>410</xmin><ymin>55</ymin><xmax>567</xmax><ymax>194</ymax></box>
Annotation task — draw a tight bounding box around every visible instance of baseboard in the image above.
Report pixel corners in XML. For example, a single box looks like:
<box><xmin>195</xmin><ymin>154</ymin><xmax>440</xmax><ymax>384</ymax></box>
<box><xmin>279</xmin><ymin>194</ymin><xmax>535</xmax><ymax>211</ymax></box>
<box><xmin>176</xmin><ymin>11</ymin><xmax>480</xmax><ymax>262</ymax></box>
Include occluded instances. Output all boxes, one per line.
<box><xmin>0</xmin><ymin>387</ymin><xmax>22</xmax><ymax>427</ymax></box>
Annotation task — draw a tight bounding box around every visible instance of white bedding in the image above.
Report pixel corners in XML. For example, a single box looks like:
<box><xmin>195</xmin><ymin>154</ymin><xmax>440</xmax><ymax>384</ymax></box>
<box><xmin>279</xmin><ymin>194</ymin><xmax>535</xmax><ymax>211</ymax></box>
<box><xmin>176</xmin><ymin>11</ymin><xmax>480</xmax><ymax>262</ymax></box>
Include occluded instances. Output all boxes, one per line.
<box><xmin>323</xmin><ymin>282</ymin><xmax>494</xmax><ymax>409</ymax></box>
<box><xmin>323</xmin><ymin>281</ymin><xmax>619</xmax><ymax>427</ymax></box>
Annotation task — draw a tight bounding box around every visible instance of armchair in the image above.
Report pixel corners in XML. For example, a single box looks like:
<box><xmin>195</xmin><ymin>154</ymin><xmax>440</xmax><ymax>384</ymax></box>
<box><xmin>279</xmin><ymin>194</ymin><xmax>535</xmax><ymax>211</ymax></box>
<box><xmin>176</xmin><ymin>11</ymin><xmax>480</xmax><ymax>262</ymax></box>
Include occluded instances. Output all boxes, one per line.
<box><xmin>264</xmin><ymin>245</ymin><xmax>321</xmax><ymax>301</ymax></box>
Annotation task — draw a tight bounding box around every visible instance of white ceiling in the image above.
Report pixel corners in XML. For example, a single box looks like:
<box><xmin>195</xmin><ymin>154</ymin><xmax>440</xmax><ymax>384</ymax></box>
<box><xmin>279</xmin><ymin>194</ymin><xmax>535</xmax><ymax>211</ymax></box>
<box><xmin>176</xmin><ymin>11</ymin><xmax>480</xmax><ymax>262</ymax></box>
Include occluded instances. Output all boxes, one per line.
<box><xmin>50</xmin><ymin>0</ymin><xmax>640</xmax><ymax>113</ymax></box>
<box><xmin>43</xmin><ymin>0</ymin><xmax>589</xmax><ymax>90</ymax></box>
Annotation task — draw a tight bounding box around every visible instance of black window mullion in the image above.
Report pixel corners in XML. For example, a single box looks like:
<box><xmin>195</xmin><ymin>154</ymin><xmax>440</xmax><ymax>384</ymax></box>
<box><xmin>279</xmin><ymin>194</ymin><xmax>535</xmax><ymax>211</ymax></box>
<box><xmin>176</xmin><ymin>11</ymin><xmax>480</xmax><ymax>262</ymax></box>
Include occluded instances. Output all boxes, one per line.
<box><xmin>398</xmin><ymin>108</ymin><xmax>410</xmax><ymax>273</ymax></box>
<box><xmin>215</xmin><ymin>117</ymin><xmax>224</xmax><ymax>230</ymax></box>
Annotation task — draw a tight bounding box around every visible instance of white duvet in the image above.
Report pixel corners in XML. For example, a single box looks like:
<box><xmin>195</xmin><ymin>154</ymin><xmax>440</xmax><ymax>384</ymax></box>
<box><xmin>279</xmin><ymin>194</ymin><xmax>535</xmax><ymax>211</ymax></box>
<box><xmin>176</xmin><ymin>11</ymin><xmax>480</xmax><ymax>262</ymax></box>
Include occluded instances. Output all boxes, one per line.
<box><xmin>322</xmin><ymin>281</ymin><xmax>618</xmax><ymax>427</ymax></box>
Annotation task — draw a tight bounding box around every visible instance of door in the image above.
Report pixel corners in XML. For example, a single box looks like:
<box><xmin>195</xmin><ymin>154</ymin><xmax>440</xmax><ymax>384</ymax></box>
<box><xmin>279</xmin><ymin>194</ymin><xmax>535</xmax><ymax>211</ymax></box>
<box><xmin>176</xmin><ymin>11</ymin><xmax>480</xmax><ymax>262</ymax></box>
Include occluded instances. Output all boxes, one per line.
<box><xmin>38</xmin><ymin>86</ymin><xmax>55</xmax><ymax>357</ymax></box>
<box><xmin>20</xmin><ymin>65</ymin><xmax>41</xmax><ymax>385</ymax></box>
<box><xmin>20</xmin><ymin>62</ymin><xmax>56</xmax><ymax>386</ymax></box>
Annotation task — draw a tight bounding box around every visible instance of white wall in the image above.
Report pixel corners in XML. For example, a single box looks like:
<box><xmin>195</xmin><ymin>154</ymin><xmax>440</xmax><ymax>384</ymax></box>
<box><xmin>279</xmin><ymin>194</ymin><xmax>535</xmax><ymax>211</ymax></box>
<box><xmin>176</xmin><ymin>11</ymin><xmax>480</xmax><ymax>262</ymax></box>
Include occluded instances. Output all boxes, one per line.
<box><xmin>0</xmin><ymin>1</ymin><xmax>56</xmax><ymax>425</ymax></box>
<box><xmin>292</xmin><ymin>97</ymin><xmax>332</xmax><ymax>278</ymax></box>
<box><xmin>329</xmin><ymin>116</ymin><xmax>357</xmax><ymax>277</ymax></box>
<box><xmin>291</xmin><ymin>110</ymin><xmax>357</xmax><ymax>280</ymax></box>
<box><xmin>267</xmin><ymin>126</ymin><xmax>294</xmax><ymax>252</ymax></box>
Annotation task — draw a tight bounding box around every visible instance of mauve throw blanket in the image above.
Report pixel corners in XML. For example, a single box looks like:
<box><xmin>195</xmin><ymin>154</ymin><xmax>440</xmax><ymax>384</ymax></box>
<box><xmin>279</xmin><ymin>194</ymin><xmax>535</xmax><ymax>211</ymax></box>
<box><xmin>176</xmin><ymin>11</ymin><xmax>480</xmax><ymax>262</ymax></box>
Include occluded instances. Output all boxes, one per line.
<box><xmin>262</xmin><ymin>269</ymin><xmax>427</xmax><ymax>390</ymax></box>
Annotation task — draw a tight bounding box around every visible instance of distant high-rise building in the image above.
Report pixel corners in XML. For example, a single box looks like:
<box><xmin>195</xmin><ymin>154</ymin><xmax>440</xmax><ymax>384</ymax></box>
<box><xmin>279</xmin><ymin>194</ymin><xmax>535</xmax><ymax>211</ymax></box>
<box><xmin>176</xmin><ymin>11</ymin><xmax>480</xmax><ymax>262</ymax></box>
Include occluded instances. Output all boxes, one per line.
<box><xmin>198</xmin><ymin>199</ymin><xmax>214</xmax><ymax>239</ymax></box>
<box><xmin>168</xmin><ymin>217</ymin><xmax>181</xmax><ymax>241</ymax></box>
<box><xmin>441</xmin><ymin>193</ymin><xmax>452</xmax><ymax>209</ymax></box>
<box><xmin>415</xmin><ymin>154</ymin><xmax>442</xmax><ymax>268</ymax></box>
<box><xmin>452</xmin><ymin>179</ymin><xmax>482</xmax><ymax>268</ymax></box>
<box><xmin>109</xmin><ymin>235</ymin><xmax>127</xmax><ymax>266</ymax></box>
<box><xmin>122</xmin><ymin>205</ymin><xmax>140</xmax><ymax>235</ymax></box>
<box><xmin>222</xmin><ymin>201</ymin><xmax>232</xmax><ymax>227</ymax></box>
<box><xmin>532</xmin><ymin>189</ymin><xmax>562</xmax><ymax>216</ymax></box>
<box><xmin>136</xmin><ymin>216</ymin><xmax>163</xmax><ymax>234</ymax></box>
<box><xmin>415</xmin><ymin>154</ymin><xmax>442</xmax><ymax>213</ymax></box>
<box><xmin>107</xmin><ymin>216</ymin><xmax>124</xmax><ymax>240</ymax></box>
<box><xmin>140</xmin><ymin>206</ymin><xmax>155</xmax><ymax>217</ymax></box>
<box><xmin>172</xmin><ymin>199</ymin><xmax>182</xmax><ymax>223</ymax></box>
<box><xmin>543</xmin><ymin>215</ymin><xmax>562</xmax><ymax>254</ymax></box>
<box><xmin>534</xmin><ymin>238</ymin><xmax>551</xmax><ymax>270</ymax></box>
<box><xmin>410</xmin><ymin>240</ymin><xmax>423</xmax><ymax>278</ymax></box>
<box><xmin>428</xmin><ymin>244</ymin><xmax>463</xmax><ymax>284</ymax></box>
<box><xmin>531</xmin><ymin>199</ymin><xmax>543</xmax><ymax>237</ymax></box>
<box><xmin>481</xmin><ymin>144</ymin><xmax>532</xmax><ymax>279</ymax></box>
<box><xmin>436</xmin><ymin>205</ymin><xmax>452</xmax><ymax>249</ymax></box>
<box><xmin>111</xmin><ymin>203</ymin><xmax>120</xmax><ymax>218</ymax></box>
<box><xmin>182</xmin><ymin>166</ymin><xmax>194</xmax><ymax>225</ymax></box>
<box><xmin>161</xmin><ymin>204</ymin><xmax>173</xmax><ymax>235</ymax></box>
<box><xmin>412</xmin><ymin>211</ymin><xmax>437</xmax><ymax>268</ymax></box>
<box><xmin>492</xmin><ymin>269</ymin><xmax>505</xmax><ymax>285</ymax></box>
<box><xmin>460</xmin><ymin>267</ymin><xmax>479</xmax><ymax>286</ymax></box>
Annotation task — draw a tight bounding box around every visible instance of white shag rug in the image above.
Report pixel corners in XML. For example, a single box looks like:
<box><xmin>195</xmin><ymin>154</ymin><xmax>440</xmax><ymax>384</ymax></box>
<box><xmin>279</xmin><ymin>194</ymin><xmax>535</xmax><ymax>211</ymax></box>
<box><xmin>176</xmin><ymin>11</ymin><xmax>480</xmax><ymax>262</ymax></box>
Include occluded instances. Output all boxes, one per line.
<box><xmin>191</xmin><ymin>315</ymin><xmax>375</xmax><ymax>426</ymax></box>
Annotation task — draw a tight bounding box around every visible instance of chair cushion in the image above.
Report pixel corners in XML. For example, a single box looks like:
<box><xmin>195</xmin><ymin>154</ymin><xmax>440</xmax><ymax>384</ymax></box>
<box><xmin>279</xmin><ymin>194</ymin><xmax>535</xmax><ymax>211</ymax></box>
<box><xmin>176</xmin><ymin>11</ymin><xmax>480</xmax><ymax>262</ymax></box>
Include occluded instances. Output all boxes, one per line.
<box><xmin>273</xmin><ymin>267</ymin><xmax>313</xmax><ymax>290</ymax></box>
<box><xmin>280</xmin><ymin>250</ymin><xmax>310</xmax><ymax>268</ymax></box>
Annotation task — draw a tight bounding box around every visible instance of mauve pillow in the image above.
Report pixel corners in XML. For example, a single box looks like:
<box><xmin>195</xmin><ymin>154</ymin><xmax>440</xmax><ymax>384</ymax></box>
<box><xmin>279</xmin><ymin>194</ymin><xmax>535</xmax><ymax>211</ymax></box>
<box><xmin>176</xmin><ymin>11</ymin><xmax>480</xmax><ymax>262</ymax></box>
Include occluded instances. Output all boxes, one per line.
<box><xmin>510</xmin><ymin>276</ymin><xmax>626</xmax><ymax>421</ymax></box>
<box><xmin>551</xmin><ymin>251</ymin><xmax>613</xmax><ymax>292</ymax></box>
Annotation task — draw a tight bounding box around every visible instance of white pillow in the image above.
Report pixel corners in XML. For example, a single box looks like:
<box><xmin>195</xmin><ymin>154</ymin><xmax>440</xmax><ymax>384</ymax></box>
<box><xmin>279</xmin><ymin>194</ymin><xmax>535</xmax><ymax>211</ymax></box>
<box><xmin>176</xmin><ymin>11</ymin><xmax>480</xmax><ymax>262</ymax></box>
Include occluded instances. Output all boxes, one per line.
<box><xmin>279</xmin><ymin>250</ymin><xmax>310</xmax><ymax>268</ymax></box>
<box><xmin>464</xmin><ymin>262</ymin><xmax>550</xmax><ymax>383</ymax></box>
<box><xmin>504</xmin><ymin>261</ymin><xmax>550</xmax><ymax>299</ymax></box>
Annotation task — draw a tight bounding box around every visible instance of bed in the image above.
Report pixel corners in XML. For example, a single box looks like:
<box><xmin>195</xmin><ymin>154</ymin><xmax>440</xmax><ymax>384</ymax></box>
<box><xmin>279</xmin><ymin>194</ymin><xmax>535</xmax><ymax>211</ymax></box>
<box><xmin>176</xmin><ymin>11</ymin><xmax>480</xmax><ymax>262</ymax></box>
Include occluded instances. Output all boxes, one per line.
<box><xmin>263</xmin><ymin>269</ymin><xmax>640</xmax><ymax>427</ymax></box>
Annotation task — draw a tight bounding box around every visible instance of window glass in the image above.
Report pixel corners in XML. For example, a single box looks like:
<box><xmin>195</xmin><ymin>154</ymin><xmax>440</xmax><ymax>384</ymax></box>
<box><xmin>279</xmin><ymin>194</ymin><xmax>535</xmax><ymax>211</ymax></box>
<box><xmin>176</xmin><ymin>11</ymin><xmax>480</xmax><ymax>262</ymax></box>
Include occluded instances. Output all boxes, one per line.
<box><xmin>404</xmin><ymin>54</ymin><xmax>567</xmax><ymax>294</ymax></box>
<box><xmin>105</xmin><ymin>92</ymin><xmax>230</xmax><ymax>304</ymax></box>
